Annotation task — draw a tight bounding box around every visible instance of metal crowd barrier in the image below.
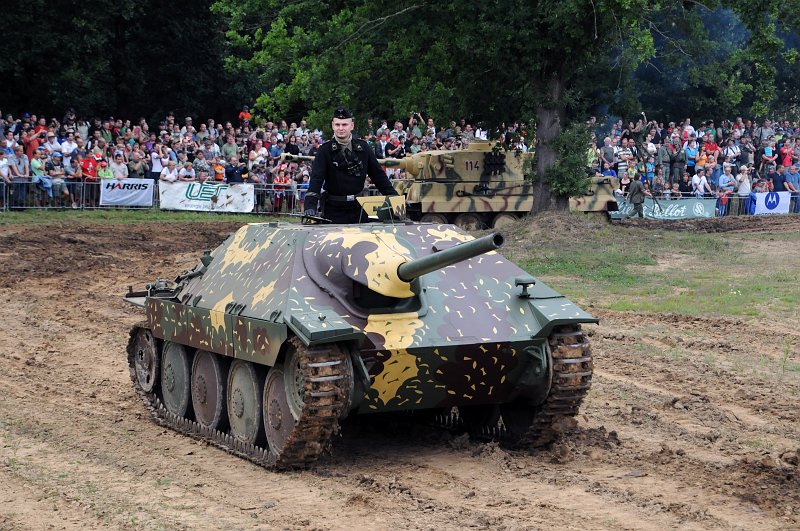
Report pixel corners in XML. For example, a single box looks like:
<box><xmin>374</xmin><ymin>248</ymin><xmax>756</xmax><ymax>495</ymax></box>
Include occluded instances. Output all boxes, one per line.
<box><xmin>0</xmin><ymin>180</ymin><xmax>307</xmax><ymax>215</ymax></box>
<box><xmin>5</xmin><ymin>179</ymin><xmax>797</xmax><ymax>217</ymax></box>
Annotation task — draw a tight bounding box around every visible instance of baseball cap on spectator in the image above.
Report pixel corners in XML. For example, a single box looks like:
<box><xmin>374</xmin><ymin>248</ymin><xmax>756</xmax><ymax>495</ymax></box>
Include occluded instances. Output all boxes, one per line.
<box><xmin>23</xmin><ymin>112</ymin><xmax>30</xmax><ymax>118</ymax></box>
<box><xmin>99</xmin><ymin>161</ymin><xmax>108</xmax><ymax>166</ymax></box>
<box><xmin>94</xmin><ymin>153</ymin><xmax>103</xmax><ymax>160</ymax></box>
<box><xmin>47</xmin><ymin>132</ymin><xmax>55</xmax><ymax>137</ymax></box>
<box><xmin>115</xmin><ymin>150</ymin><xmax>123</xmax><ymax>156</ymax></box>
<box><xmin>52</xmin><ymin>152</ymin><xmax>63</xmax><ymax>158</ymax></box>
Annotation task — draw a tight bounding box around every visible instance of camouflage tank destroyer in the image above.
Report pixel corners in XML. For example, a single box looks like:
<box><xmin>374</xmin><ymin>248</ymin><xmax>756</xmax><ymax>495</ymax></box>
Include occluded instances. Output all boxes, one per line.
<box><xmin>124</xmin><ymin>219</ymin><xmax>597</xmax><ymax>469</ymax></box>
<box><xmin>284</xmin><ymin>141</ymin><xmax>534</xmax><ymax>231</ymax></box>
<box><xmin>569</xmin><ymin>175</ymin><xmax>620</xmax><ymax>214</ymax></box>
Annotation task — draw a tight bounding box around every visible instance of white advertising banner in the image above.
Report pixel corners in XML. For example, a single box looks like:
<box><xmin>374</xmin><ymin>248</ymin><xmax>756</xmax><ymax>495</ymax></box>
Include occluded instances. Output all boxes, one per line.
<box><xmin>751</xmin><ymin>192</ymin><xmax>791</xmax><ymax>215</ymax></box>
<box><xmin>159</xmin><ymin>182</ymin><xmax>255</xmax><ymax>212</ymax></box>
<box><xmin>99</xmin><ymin>178</ymin><xmax>155</xmax><ymax>207</ymax></box>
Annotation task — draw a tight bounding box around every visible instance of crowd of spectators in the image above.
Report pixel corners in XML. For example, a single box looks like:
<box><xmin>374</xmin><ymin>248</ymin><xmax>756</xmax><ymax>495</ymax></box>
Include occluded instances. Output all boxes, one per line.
<box><xmin>589</xmin><ymin>116</ymin><xmax>800</xmax><ymax>214</ymax></box>
<box><xmin>0</xmin><ymin>106</ymin><xmax>512</xmax><ymax>212</ymax></box>
<box><xmin>5</xmin><ymin>106</ymin><xmax>795</xmax><ymax>216</ymax></box>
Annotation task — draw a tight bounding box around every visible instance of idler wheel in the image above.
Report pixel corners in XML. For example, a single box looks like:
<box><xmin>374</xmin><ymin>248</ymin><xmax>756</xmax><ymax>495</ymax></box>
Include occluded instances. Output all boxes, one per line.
<box><xmin>161</xmin><ymin>342</ymin><xmax>192</xmax><ymax>418</ymax></box>
<box><xmin>226</xmin><ymin>360</ymin><xmax>265</xmax><ymax>445</ymax></box>
<box><xmin>132</xmin><ymin>327</ymin><xmax>159</xmax><ymax>393</ymax></box>
<box><xmin>191</xmin><ymin>350</ymin><xmax>228</xmax><ymax>430</ymax></box>
<box><xmin>263</xmin><ymin>364</ymin><xmax>295</xmax><ymax>456</ymax></box>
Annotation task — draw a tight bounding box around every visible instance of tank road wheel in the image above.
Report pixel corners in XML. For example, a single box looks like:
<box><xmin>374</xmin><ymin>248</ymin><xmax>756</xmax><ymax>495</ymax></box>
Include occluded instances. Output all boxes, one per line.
<box><xmin>454</xmin><ymin>213</ymin><xmax>483</xmax><ymax>231</ymax></box>
<box><xmin>130</xmin><ymin>326</ymin><xmax>159</xmax><ymax>393</ymax></box>
<box><xmin>227</xmin><ymin>360</ymin><xmax>266</xmax><ymax>445</ymax></box>
<box><xmin>420</xmin><ymin>213</ymin><xmax>449</xmax><ymax>224</ymax></box>
<box><xmin>191</xmin><ymin>350</ymin><xmax>229</xmax><ymax>431</ymax></box>
<box><xmin>491</xmin><ymin>213</ymin><xmax>518</xmax><ymax>229</ymax></box>
<box><xmin>161</xmin><ymin>342</ymin><xmax>193</xmax><ymax>418</ymax></box>
<box><xmin>262</xmin><ymin>338</ymin><xmax>354</xmax><ymax>467</ymax></box>
<box><xmin>263</xmin><ymin>364</ymin><xmax>294</xmax><ymax>456</ymax></box>
<box><xmin>500</xmin><ymin>324</ymin><xmax>593</xmax><ymax>447</ymax></box>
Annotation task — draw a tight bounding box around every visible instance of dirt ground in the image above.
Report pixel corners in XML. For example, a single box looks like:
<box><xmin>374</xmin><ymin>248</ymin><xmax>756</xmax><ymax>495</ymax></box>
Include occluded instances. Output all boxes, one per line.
<box><xmin>1</xmin><ymin>216</ymin><xmax>798</xmax><ymax>530</ymax></box>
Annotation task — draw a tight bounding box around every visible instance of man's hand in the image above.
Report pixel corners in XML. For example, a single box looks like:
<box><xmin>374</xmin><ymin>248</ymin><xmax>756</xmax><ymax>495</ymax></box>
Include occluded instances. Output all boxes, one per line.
<box><xmin>304</xmin><ymin>193</ymin><xmax>319</xmax><ymax>216</ymax></box>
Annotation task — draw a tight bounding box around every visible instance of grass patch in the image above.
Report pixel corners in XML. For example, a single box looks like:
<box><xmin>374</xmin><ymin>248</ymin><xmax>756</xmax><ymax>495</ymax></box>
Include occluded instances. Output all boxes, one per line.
<box><xmin>520</xmin><ymin>247</ymin><xmax>654</xmax><ymax>291</ymax></box>
<box><xmin>510</xmin><ymin>219</ymin><xmax>800</xmax><ymax>319</ymax></box>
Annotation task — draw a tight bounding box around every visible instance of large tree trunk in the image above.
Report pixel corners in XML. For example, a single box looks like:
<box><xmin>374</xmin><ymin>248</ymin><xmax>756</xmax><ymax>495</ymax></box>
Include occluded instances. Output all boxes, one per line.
<box><xmin>532</xmin><ymin>77</ymin><xmax>567</xmax><ymax>213</ymax></box>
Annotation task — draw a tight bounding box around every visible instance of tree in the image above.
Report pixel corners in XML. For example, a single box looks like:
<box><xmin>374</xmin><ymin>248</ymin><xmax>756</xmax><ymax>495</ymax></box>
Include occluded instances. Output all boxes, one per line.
<box><xmin>0</xmin><ymin>0</ymin><xmax>240</xmax><ymax>123</ymax></box>
<box><xmin>212</xmin><ymin>0</ymin><xmax>666</xmax><ymax>210</ymax></box>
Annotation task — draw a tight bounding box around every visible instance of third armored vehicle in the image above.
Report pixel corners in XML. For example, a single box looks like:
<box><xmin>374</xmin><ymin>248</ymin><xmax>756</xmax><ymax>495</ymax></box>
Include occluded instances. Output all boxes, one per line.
<box><xmin>284</xmin><ymin>141</ymin><xmax>534</xmax><ymax>230</ymax></box>
<box><xmin>383</xmin><ymin>141</ymin><xmax>534</xmax><ymax>230</ymax></box>
<box><xmin>569</xmin><ymin>175</ymin><xmax>620</xmax><ymax>215</ymax></box>
<box><xmin>125</xmin><ymin>218</ymin><xmax>596</xmax><ymax>469</ymax></box>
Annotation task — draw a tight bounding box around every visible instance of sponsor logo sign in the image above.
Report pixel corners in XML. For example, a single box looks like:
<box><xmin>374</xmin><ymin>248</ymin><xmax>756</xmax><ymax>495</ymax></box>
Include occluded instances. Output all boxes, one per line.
<box><xmin>750</xmin><ymin>192</ymin><xmax>790</xmax><ymax>215</ymax></box>
<box><xmin>159</xmin><ymin>181</ymin><xmax>254</xmax><ymax>212</ymax></box>
<box><xmin>611</xmin><ymin>197</ymin><xmax>717</xmax><ymax>219</ymax></box>
<box><xmin>99</xmin><ymin>178</ymin><xmax>154</xmax><ymax>207</ymax></box>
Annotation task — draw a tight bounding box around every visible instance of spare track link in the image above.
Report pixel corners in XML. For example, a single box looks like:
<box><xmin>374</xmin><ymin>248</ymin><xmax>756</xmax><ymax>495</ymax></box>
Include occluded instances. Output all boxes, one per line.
<box><xmin>126</xmin><ymin>324</ymin><xmax>351</xmax><ymax>470</ymax></box>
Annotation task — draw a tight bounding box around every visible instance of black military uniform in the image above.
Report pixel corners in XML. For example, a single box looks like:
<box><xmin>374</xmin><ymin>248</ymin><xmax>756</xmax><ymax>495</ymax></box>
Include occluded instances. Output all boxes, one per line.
<box><xmin>306</xmin><ymin>108</ymin><xmax>398</xmax><ymax>224</ymax></box>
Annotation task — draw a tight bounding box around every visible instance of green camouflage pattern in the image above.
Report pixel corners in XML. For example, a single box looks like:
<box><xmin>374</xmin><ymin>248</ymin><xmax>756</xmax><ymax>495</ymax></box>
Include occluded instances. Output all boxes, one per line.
<box><xmin>569</xmin><ymin>176</ymin><xmax>620</xmax><ymax>212</ymax></box>
<box><xmin>128</xmin><ymin>222</ymin><xmax>597</xmax><ymax>415</ymax></box>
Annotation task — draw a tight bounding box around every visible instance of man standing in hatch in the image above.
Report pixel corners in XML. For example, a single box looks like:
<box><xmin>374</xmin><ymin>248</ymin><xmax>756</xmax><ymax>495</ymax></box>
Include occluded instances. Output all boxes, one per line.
<box><xmin>305</xmin><ymin>107</ymin><xmax>398</xmax><ymax>223</ymax></box>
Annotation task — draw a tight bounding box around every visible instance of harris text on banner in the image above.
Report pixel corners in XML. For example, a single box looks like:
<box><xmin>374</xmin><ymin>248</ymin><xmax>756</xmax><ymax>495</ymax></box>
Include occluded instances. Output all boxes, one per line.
<box><xmin>99</xmin><ymin>179</ymin><xmax>155</xmax><ymax>207</ymax></box>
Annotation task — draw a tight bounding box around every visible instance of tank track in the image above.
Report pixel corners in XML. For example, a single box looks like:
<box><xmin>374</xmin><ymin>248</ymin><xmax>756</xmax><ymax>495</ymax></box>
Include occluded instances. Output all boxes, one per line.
<box><xmin>515</xmin><ymin>324</ymin><xmax>593</xmax><ymax>447</ymax></box>
<box><xmin>433</xmin><ymin>325</ymin><xmax>593</xmax><ymax>447</ymax></box>
<box><xmin>126</xmin><ymin>324</ymin><xmax>351</xmax><ymax>470</ymax></box>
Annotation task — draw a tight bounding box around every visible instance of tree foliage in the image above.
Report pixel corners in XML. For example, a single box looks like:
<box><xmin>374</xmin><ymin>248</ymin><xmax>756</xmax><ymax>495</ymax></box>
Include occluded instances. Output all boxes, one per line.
<box><xmin>0</xmin><ymin>0</ymin><xmax>240</xmax><ymax>122</ymax></box>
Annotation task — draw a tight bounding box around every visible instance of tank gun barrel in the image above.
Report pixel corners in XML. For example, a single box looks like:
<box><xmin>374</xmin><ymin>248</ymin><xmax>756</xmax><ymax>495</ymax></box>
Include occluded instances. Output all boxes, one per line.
<box><xmin>397</xmin><ymin>233</ymin><xmax>504</xmax><ymax>282</ymax></box>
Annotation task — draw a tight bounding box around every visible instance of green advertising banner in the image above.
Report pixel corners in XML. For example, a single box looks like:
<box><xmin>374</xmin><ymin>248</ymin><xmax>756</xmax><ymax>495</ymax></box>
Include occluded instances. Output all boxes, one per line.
<box><xmin>611</xmin><ymin>197</ymin><xmax>717</xmax><ymax>220</ymax></box>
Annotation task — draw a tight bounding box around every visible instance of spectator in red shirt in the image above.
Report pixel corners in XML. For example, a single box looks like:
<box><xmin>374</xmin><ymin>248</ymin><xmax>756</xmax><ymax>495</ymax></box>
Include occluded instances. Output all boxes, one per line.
<box><xmin>779</xmin><ymin>140</ymin><xmax>793</xmax><ymax>167</ymax></box>
<box><xmin>23</xmin><ymin>128</ymin><xmax>47</xmax><ymax>160</ymax></box>
<box><xmin>702</xmin><ymin>133</ymin><xmax>720</xmax><ymax>161</ymax></box>
<box><xmin>238</xmin><ymin>105</ymin><xmax>251</xmax><ymax>126</ymax></box>
<box><xmin>80</xmin><ymin>153</ymin><xmax>102</xmax><ymax>207</ymax></box>
<box><xmin>33</xmin><ymin>117</ymin><xmax>48</xmax><ymax>135</ymax></box>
